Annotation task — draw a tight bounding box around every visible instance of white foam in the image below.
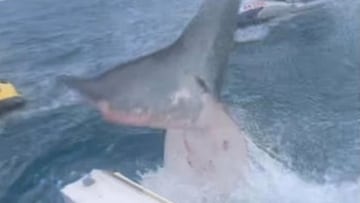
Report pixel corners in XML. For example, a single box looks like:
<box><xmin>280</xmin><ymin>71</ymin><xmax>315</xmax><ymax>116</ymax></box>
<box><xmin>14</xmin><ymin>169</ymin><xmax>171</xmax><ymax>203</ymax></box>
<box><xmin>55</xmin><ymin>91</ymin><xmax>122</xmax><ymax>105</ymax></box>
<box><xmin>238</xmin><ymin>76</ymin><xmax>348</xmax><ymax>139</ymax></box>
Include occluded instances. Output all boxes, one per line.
<box><xmin>140</xmin><ymin>138</ymin><xmax>359</xmax><ymax>203</ymax></box>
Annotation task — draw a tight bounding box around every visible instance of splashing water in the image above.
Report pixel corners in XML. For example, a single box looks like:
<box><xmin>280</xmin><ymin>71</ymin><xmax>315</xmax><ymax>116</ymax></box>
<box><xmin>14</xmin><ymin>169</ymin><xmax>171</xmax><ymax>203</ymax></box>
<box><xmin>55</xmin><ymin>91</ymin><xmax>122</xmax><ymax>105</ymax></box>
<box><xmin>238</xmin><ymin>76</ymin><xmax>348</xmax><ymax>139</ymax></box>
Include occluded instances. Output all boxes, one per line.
<box><xmin>141</xmin><ymin>134</ymin><xmax>359</xmax><ymax>203</ymax></box>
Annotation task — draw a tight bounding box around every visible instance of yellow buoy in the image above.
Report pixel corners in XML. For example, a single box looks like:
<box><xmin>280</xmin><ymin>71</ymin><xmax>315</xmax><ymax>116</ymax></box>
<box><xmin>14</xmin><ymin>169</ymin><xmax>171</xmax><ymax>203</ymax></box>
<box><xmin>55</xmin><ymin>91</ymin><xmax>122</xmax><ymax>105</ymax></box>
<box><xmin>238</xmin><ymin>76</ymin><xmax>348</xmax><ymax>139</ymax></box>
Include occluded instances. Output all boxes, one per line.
<box><xmin>0</xmin><ymin>81</ymin><xmax>21</xmax><ymax>100</ymax></box>
<box><xmin>0</xmin><ymin>80</ymin><xmax>25</xmax><ymax>114</ymax></box>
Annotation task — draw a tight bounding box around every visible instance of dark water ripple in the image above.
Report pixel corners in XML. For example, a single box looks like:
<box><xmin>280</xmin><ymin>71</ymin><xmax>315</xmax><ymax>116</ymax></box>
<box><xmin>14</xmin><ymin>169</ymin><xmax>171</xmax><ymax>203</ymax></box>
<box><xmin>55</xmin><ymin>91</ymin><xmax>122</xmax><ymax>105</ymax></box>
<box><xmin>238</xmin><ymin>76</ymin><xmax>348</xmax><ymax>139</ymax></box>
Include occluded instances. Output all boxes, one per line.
<box><xmin>223</xmin><ymin>5</ymin><xmax>360</xmax><ymax>182</ymax></box>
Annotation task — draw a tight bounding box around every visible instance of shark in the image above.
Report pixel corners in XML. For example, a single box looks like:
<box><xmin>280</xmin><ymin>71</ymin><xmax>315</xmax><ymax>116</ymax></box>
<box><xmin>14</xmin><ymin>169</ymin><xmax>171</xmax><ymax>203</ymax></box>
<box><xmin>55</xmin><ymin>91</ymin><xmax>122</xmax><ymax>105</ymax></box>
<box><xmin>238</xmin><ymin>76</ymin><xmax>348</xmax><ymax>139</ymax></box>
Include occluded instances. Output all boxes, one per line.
<box><xmin>61</xmin><ymin>0</ymin><xmax>247</xmax><ymax>195</ymax></box>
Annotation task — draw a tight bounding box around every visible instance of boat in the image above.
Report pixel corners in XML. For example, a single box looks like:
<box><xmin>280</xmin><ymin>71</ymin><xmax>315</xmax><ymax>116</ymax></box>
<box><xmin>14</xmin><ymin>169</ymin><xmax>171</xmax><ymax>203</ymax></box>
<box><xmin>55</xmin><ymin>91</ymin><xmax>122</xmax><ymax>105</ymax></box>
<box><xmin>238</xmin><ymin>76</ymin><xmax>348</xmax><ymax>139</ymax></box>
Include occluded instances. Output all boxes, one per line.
<box><xmin>0</xmin><ymin>80</ymin><xmax>25</xmax><ymax>114</ymax></box>
<box><xmin>237</xmin><ymin>0</ymin><xmax>326</xmax><ymax>27</ymax></box>
<box><xmin>61</xmin><ymin>169</ymin><xmax>173</xmax><ymax>203</ymax></box>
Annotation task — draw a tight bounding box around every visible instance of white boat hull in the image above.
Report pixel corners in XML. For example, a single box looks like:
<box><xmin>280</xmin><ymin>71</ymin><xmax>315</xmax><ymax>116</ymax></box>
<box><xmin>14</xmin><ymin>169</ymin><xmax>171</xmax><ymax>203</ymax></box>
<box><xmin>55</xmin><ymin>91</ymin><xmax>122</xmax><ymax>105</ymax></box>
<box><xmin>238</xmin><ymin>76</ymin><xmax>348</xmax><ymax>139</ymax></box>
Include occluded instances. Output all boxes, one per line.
<box><xmin>237</xmin><ymin>0</ymin><xmax>326</xmax><ymax>27</ymax></box>
<box><xmin>61</xmin><ymin>169</ymin><xmax>173</xmax><ymax>203</ymax></box>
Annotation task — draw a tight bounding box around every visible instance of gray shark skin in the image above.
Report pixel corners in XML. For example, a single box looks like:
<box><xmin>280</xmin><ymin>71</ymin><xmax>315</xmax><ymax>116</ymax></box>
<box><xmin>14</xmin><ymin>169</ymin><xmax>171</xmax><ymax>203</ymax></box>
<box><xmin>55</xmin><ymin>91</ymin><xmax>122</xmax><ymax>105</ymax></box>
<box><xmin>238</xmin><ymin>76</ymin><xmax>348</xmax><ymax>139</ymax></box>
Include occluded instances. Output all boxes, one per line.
<box><xmin>62</xmin><ymin>0</ymin><xmax>239</xmax><ymax>130</ymax></box>
<box><xmin>61</xmin><ymin>0</ymin><xmax>247</xmax><ymax>196</ymax></box>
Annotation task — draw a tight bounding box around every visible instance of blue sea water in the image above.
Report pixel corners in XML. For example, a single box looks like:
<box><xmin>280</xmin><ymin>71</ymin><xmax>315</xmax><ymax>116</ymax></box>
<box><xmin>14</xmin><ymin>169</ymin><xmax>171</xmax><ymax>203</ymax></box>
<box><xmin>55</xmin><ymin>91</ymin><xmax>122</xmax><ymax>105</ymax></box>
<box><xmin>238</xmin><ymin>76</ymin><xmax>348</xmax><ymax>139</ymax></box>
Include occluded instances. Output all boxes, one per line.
<box><xmin>0</xmin><ymin>0</ymin><xmax>359</xmax><ymax>202</ymax></box>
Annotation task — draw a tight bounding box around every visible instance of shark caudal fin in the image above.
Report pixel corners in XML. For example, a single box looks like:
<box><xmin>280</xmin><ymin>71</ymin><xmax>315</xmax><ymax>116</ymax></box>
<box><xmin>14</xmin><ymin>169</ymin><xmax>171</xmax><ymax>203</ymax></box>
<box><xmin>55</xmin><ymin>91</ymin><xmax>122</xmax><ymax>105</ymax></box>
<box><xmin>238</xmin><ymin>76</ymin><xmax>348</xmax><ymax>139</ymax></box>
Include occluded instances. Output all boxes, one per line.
<box><xmin>59</xmin><ymin>0</ymin><xmax>240</xmax><ymax>129</ymax></box>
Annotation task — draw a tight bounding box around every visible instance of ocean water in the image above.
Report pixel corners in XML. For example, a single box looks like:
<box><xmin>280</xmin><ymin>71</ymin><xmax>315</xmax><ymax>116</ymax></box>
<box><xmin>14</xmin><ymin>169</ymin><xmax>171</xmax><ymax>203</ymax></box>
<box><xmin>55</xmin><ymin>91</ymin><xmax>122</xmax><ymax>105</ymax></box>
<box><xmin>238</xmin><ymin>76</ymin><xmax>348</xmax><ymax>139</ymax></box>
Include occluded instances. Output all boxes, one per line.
<box><xmin>0</xmin><ymin>0</ymin><xmax>359</xmax><ymax>202</ymax></box>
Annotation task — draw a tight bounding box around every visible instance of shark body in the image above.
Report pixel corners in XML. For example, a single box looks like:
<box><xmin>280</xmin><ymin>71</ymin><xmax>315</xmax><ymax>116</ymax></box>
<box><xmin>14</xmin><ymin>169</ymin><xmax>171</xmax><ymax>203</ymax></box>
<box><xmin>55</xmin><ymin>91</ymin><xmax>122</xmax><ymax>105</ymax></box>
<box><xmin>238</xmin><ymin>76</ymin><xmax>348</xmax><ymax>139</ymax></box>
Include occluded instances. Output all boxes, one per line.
<box><xmin>62</xmin><ymin>0</ymin><xmax>247</xmax><ymax>195</ymax></box>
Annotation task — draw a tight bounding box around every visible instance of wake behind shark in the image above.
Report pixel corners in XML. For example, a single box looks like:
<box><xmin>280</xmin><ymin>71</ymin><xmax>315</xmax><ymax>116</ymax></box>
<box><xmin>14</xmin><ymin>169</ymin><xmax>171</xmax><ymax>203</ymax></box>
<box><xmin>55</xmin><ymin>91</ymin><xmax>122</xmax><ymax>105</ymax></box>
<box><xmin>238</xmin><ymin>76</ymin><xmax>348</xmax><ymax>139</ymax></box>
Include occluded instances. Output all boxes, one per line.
<box><xmin>61</xmin><ymin>0</ymin><xmax>247</xmax><ymax>196</ymax></box>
